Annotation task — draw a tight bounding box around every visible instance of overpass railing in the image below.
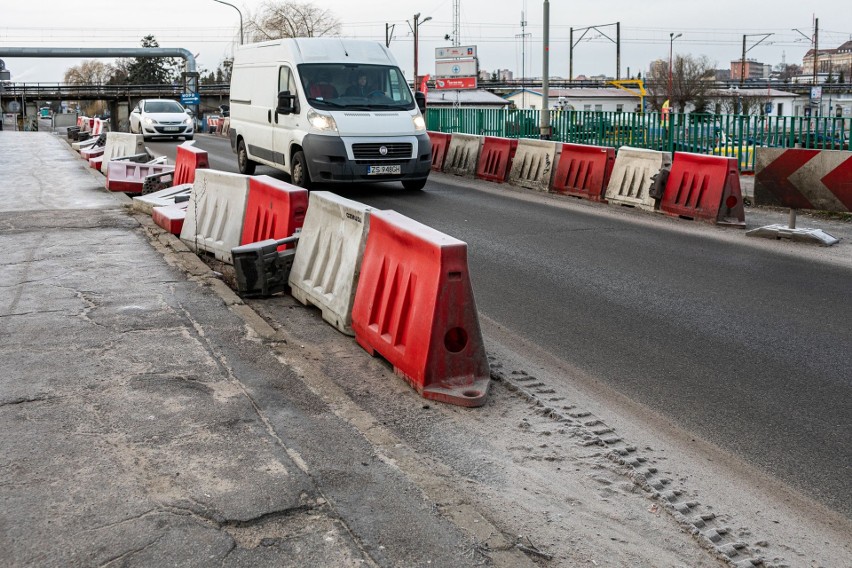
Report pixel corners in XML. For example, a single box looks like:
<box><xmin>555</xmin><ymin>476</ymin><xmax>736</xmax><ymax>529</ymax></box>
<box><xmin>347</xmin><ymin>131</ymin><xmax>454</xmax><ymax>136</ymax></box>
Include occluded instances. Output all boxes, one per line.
<box><xmin>425</xmin><ymin>108</ymin><xmax>852</xmax><ymax>171</ymax></box>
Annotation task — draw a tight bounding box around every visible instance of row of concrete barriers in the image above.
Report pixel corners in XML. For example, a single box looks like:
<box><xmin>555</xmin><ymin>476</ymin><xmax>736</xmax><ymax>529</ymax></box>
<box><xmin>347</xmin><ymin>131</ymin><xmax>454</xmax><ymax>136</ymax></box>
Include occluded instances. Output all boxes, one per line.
<box><xmin>429</xmin><ymin>132</ymin><xmax>747</xmax><ymax>227</ymax></box>
<box><xmin>68</xmin><ymin>136</ymin><xmax>491</xmax><ymax>408</ymax></box>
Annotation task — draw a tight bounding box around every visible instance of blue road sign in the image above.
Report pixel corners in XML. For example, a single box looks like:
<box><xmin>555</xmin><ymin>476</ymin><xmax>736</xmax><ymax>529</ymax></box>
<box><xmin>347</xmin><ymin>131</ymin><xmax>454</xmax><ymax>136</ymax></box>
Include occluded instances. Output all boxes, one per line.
<box><xmin>181</xmin><ymin>93</ymin><xmax>200</xmax><ymax>105</ymax></box>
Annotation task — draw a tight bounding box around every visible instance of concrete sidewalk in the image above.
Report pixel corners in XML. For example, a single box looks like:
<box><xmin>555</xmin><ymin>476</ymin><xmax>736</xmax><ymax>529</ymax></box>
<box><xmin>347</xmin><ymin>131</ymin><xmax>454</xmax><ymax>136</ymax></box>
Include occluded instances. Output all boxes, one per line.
<box><xmin>0</xmin><ymin>133</ymin><xmax>508</xmax><ymax>567</ymax></box>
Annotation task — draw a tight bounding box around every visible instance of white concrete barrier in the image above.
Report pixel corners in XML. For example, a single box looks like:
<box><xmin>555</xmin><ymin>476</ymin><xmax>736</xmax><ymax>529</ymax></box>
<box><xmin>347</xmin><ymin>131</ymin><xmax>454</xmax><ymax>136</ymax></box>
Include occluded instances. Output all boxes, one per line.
<box><xmin>443</xmin><ymin>133</ymin><xmax>482</xmax><ymax>177</ymax></box>
<box><xmin>179</xmin><ymin>169</ymin><xmax>250</xmax><ymax>264</ymax></box>
<box><xmin>91</xmin><ymin>132</ymin><xmax>145</xmax><ymax>169</ymax></box>
<box><xmin>288</xmin><ymin>191</ymin><xmax>372</xmax><ymax>336</ymax></box>
<box><xmin>102</xmin><ymin>132</ymin><xmax>144</xmax><ymax>162</ymax></box>
<box><xmin>508</xmin><ymin>139</ymin><xmax>558</xmax><ymax>192</ymax></box>
<box><xmin>605</xmin><ymin>146</ymin><xmax>672</xmax><ymax>211</ymax></box>
<box><xmin>132</xmin><ymin>185</ymin><xmax>193</xmax><ymax>214</ymax></box>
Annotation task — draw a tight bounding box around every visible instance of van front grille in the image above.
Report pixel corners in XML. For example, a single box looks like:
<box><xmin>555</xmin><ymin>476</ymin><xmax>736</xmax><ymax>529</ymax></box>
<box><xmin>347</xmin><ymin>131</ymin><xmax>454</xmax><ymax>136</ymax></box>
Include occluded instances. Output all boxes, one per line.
<box><xmin>352</xmin><ymin>143</ymin><xmax>412</xmax><ymax>160</ymax></box>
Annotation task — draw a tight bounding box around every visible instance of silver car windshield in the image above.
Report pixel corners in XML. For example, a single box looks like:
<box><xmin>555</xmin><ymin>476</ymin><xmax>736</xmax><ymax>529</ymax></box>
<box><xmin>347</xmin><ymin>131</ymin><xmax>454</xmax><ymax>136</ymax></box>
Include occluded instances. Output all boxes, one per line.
<box><xmin>144</xmin><ymin>101</ymin><xmax>184</xmax><ymax>113</ymax></box>
<box><xmin>298</xmin><ymin>64</ymin><xmax>415</xmax><ymax>111</ymax></box>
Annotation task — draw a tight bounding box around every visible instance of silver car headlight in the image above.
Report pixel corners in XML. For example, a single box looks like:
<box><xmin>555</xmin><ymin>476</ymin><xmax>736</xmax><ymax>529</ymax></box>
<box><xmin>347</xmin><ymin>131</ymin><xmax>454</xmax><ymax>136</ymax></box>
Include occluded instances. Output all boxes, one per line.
<box><xmin>307</xmin><ymin>108</ymin><xmax>338</xmax><ymax>133</ymax></box>
<box><xmin>183</xmin><ymin>117</ymin><xmax>193</xmax><ymax>125</ymax></box>
<box><xmin>412</xmin><ymin>114</ymin><xmax>426</xmax><ymax>132</ymax></box>
<box><xmin>144</xmin><ymin>117</ymin><xmax>155</xmax><ymax>126</ymax></box>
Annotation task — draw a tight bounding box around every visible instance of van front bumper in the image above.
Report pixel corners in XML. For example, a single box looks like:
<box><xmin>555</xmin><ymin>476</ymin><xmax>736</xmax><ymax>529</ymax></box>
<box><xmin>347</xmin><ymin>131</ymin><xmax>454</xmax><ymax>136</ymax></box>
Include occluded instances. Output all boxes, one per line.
<box><xmin>302</xmin><ymin>134</ymin><xmax>432</xmax><ymax>183</ymax></box>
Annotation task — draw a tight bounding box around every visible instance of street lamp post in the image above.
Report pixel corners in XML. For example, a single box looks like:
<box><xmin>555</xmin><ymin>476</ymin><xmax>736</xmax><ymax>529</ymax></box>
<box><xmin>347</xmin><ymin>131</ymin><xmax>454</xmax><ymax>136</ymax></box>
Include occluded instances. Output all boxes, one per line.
<box><xmin>411</xmin><ymin>13</ymin><xmax>432</xmax><ymax>88</ymax></box>
<box><xmin>669</xmin><ymin>32</ymin><xmax>682</xmax><ymax>106</ymax></box>
<box><xmin>212</xmin><ymin>0</ymin><xmax>244</xmax><ymax>45</ymax></box>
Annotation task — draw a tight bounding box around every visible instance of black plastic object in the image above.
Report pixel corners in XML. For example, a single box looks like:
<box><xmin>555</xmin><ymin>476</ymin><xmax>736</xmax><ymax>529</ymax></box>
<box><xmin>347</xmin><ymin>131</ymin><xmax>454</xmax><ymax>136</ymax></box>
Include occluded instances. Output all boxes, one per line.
<box><xmin>232</xmin><ymin>236</ymin><xmax>299</xmax><ymax>298</ymax></box>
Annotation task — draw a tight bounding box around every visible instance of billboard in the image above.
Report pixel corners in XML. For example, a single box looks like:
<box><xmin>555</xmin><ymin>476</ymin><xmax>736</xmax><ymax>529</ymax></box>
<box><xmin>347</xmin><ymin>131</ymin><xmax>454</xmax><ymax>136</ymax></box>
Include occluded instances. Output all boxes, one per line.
<box><xmin>436</xmin><ymin>46</ymin><xmax>477</xmax><ymax>59</ymax></box>
<box><xmin>435</xmin><ymin>77</ymin><xmax>477</xmax><ymax>90</ymax></box>
<box><xmin>435</xmin><ymin>58</ymin><xmax>478</xmax><ymax>78</ymax></box>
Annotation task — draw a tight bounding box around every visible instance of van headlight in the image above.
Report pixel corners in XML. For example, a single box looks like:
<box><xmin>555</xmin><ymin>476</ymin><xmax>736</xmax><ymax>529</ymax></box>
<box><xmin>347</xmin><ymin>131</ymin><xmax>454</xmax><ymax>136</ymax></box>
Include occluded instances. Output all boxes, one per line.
<box><xmin>412</xmin><ymin>115</ymin><xmax>426</xmax><ymax>132</ymax></box>
<box><xmin>307</xmin><ymin>109</ymin><xmax>338</xmax><ymax>132</ymax></box>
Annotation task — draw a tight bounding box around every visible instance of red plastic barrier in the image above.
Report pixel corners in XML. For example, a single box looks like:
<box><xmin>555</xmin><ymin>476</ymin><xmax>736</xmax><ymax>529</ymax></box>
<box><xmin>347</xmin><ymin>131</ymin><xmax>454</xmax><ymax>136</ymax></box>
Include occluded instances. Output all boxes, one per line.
<box><xmin>80</xmin><ymin>145</ymin><xmax>104</xmax><ymax>160</ymax></box>
<box><xmin>92</xmin><ymin>118</ymin><xmax>103</xmax><ymax>136</ymax></box>
<box><xmin>476</xmin><ymin>136</ymin><xmax>518</xmax><ymax>183</ymax></box>
<box><xmin>660</xmin><ymin>152</ymin><xmax>746</xmax><ymax>227</ymax></box>
<box><xmin>241</xmin><ymin>176</ymin><xmax>308</xmax><ymax>249</ymax></box>
<box><xmin>152</xmin><ymin>202</ymin><xmax>188</xmax><ymax>235</ymax></box>
<box><xmin>173</xmin><ymin>143</ymin><xmax>209</xmax><ymax>186</ymax></box>
<box><xmin>89</xmin><ymin>156</ymin><xmax>105</xmax><ymax>171</ymax></box>
<box><xmin>105</xmin><ymin>162</ymin><xmax>173</xmax><ymax>193</ymax></box>
<box><xmin>427</xmin><ymin>131</ymin><xmax>451</xmax><ymax>171</ymax></box>
<box><xmin>551</xmin><ymin>143</ymin><xmax>616</xmax><ymax>201</ymax></box>
<box><xmin>351</xmin><ymin>210</ymin><xmax>491</xmax><ymax>407</ymax></box>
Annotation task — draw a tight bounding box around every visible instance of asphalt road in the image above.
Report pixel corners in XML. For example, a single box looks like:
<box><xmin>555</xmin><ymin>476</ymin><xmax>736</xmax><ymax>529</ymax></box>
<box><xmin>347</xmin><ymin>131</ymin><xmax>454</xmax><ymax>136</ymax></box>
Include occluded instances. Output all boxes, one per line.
<box><xmin>148</xmin><ymin>135</ymin><xmax>852</xmax><ymax>518</ymax></box>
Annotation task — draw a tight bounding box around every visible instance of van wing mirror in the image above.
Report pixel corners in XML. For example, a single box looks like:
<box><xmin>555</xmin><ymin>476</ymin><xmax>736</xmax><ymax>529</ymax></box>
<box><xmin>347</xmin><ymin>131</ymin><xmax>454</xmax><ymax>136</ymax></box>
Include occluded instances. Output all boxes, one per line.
<box><xmin>277</xmin><ymin>90</ymin><xmax>298</xmax><ymax>115</ymax></box>
<box><xmin>415</xmin><ymin>91</ymin><xmax>427</xmax><ymax>114</ymax></box>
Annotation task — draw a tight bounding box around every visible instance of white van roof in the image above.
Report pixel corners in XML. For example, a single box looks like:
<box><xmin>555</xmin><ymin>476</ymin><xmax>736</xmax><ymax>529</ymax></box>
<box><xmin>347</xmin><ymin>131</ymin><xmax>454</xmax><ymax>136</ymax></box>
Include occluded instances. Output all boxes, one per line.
<box><xmin>235</xmin><ymin>38</ymin><xmax>397</xmax><ymax>66</ymax></box>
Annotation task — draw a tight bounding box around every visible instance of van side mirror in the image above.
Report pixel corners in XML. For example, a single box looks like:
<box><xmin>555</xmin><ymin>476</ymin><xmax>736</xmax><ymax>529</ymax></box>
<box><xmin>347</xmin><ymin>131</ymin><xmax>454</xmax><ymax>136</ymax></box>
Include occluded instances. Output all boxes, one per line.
<box><xmin>277</xmin><ymin>90</ymin><xmax>298</xmax><ymax>115</ymax></box>
<box><xmin>415</xmin><ymin>91</ymin><xmax>426</xmax><ymax>114</ymax></box>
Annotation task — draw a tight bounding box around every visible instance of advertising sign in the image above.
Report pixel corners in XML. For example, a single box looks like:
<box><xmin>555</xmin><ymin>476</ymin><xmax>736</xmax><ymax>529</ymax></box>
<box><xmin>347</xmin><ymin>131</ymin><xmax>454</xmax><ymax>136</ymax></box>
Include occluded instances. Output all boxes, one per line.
<box><xmin>435</xmin><ymin>45</ymin><xmax>477</xmax><ymax>59</ymax></box>
<box><xmin>810</xmin><ymin>86</ymin><xmax>822</xmax><ymax>102</ymax></box>
<box><xmin>435</xmin><ymin>77</ymin><xmax>478</xmax><ymax>90</ymax></box>
<box><xmin>435</xmin><ymin>58</ymin><xmax>478</xmax><ymax>78</ymax></box>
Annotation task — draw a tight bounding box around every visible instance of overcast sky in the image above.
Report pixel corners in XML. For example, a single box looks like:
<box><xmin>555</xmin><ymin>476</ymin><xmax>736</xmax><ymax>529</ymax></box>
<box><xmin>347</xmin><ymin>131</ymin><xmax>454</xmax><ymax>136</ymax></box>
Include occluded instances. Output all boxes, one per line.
<box><xmin>1</xmin><ymin>0</ymin><xmax>850</xmax><ymax>82</ymax></box>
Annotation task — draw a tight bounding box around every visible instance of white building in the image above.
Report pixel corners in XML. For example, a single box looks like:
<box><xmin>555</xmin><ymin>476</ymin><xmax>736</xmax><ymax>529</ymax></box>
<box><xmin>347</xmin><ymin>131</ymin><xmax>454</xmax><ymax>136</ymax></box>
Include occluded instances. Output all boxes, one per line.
<box><xmin>707</xmin><ymin>88</ymin><xmax>804</xmax><ymax>117</ymax></box>
<box><xmin>426</xmin><ymin>89</ymin><xmax>511</xmax><ymax>108</ymax></box>
<box><xmin>505</xmin><ymin>88</ymin><xmax>640</xmax><ymax>112</ymax></box>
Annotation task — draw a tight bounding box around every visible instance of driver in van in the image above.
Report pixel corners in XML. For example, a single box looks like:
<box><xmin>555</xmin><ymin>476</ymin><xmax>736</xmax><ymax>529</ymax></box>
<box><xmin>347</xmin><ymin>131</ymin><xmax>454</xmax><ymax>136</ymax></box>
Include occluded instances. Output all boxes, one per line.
<box><xmin>345</xmin><ymin>73</ymin><xmax>373</xmax><ymax>97</ymax></box>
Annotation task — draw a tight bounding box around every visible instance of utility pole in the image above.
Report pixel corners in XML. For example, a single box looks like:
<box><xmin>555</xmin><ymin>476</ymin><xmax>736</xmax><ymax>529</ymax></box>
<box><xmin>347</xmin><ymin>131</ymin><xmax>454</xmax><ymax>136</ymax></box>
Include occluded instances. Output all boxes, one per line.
<box><xmin>541</xmin><ymin>0</ymin><xmax>551</xmax><ymax>139</ymax></box>
<box><xmin>569</xmin><ymin>23</ymin><xmax>619</xmax><ymax>84</ymax></box>
<box><xmin>516</xmin><ymin>10</ymin><xmax>531</xmax><ymax>108</ymax></box>
<box><xmin>385</xmin><ymin>23</ymin><xmax>395</xmax><ymax>48</ymax></box>
<box><xmin>813</xmin><ymin>17</ymin><xmax>819</xmax><ymax>85</ymax></box>
<box><xmin>410</xmin><ymin>14</ymin><xmax>431</xmax><ymax>86</ymax></box>
<box><xmin>814</xmin><ymin>17</ymin><xmax>819</xmax><ymax>117</ymax></box>
<box><xmin>740</xmin><ymin>32</ymin><xmax>774</xmax><ymax>86</ymax></box>
<box><xmin>569</xmin><ymin>27</ymin><xmax>573</xmax><ymax>83</ymax></box>
<box><xmin>452</xmin><ymin>0</ymin><xmax>460</xmax><ymax>47</ymax></box>
<box><xmin>616</xmin><ymin>22</ymin><xmax>621</xmax><ymax>80</ymax></box>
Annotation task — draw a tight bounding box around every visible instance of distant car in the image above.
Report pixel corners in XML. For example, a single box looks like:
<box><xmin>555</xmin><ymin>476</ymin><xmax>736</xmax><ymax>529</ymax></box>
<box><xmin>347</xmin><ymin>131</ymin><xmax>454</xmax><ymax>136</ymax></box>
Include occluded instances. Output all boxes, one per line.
<box><xmin>129</xmin><ymin>99</ymin><xmax>194</xmax><ymax>141</ymax></box>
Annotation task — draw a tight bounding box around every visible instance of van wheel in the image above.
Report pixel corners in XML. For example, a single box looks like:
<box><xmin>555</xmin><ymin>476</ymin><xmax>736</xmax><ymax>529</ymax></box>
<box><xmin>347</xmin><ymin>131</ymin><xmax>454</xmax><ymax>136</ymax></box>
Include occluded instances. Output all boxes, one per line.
<box><xmin>237</xmin><ymin>139</ymin><xmax>257</xmax><ymax>175</ymax></box>
<box><xmin>291</xmin><ymin>151</ymin><xmax>312</xmax><ymax>189</ymax></box>
<box><xmin>402</xmin><ymin>178</ymin><xmax>428</xmax><ymax>191</ymax></box>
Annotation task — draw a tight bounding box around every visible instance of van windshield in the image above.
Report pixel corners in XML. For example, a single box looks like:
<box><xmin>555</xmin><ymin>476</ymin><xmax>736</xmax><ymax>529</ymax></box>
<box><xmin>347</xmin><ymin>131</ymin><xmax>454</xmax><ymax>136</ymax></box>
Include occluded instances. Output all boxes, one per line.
<box><xmin>298</xmin><ymin>64</ymin><xmax>415</xmax><ymax>111</ymax></box>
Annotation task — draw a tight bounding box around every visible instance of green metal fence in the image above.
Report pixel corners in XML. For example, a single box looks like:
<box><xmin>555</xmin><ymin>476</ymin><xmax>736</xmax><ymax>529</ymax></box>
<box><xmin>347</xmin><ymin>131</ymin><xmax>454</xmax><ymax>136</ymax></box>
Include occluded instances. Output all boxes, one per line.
<box><xmin>425</xmin><ymin>108</ymin><xmax>852</xmax><ymax>171</ymax></box>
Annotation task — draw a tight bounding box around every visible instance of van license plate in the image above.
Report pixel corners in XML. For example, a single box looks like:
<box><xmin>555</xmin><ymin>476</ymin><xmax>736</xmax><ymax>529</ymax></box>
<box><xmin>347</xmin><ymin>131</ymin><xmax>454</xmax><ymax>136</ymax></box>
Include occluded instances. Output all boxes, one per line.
<box><xmin>368</xmin><ymin>165</ymin><xmax>401</xmax><ymax>175</ymax></box>
<box><xmin>163</xmin><ymin>127</ymin><xmax>180</xmax><ymax>132</ymax></box>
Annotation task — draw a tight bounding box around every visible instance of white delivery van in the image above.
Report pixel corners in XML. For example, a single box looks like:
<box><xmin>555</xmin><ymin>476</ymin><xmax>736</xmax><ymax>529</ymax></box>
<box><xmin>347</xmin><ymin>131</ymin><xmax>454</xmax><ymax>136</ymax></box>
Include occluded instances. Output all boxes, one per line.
<box><xmin>228</xmin><ymin>38</ymin><xmax>432</xmax><ymax>190</ymax></box>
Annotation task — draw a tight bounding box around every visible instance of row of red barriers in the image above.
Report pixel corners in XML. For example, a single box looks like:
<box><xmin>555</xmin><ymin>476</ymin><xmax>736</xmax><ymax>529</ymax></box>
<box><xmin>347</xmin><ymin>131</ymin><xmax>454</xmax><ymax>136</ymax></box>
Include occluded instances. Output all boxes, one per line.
<box><xmin>427</xmin><ymin>131</ymin><xmax>745</xmax><ymax>227</ymax></box>
<box><xmin>66</xmin><ymin>126</ymin><xmax>491</xmax><ymax>408</ymax></box>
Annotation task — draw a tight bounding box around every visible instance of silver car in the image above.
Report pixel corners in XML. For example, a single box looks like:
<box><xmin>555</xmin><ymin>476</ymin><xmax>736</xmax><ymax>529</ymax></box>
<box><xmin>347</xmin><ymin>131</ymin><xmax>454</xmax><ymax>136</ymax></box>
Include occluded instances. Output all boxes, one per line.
<box><xmin>129</xmin><ymin>99</ymin><xmax>194</xmax><ymax>141</ymax></box>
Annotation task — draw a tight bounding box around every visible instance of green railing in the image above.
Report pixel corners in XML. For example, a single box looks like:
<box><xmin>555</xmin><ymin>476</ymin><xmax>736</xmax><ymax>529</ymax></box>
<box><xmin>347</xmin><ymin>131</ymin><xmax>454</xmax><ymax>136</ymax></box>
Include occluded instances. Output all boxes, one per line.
<box><xmin>425</xmin><ymin>108</ymin><xmax>852</xmax><ymax>171</ymax></box>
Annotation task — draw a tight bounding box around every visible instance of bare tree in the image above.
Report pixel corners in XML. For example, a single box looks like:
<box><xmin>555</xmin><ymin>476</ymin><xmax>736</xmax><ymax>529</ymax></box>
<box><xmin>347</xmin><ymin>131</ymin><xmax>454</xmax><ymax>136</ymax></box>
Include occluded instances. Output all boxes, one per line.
<box><xmin>645</xmin><ymin>54</ymin><xmax>716</xmax><ymax>113</ymax></box>
<box><xmin>246</xmin><ymin>1</ymin><xmax>341</xmax><ymax>41</ymax></box>
<box><xmin>63</xmin><ymin>60</ymin><xmax>115</xmax><ymax>85</ymax></box>
<box><xmin>713</xmin><ymin>92</ymin><xmax>771</xmax><ymax>116</ymax></box>
<box><xmin>63</xmin><ymin>60</ymin><xmax>115</xmax><ymax>116</ymax></box>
